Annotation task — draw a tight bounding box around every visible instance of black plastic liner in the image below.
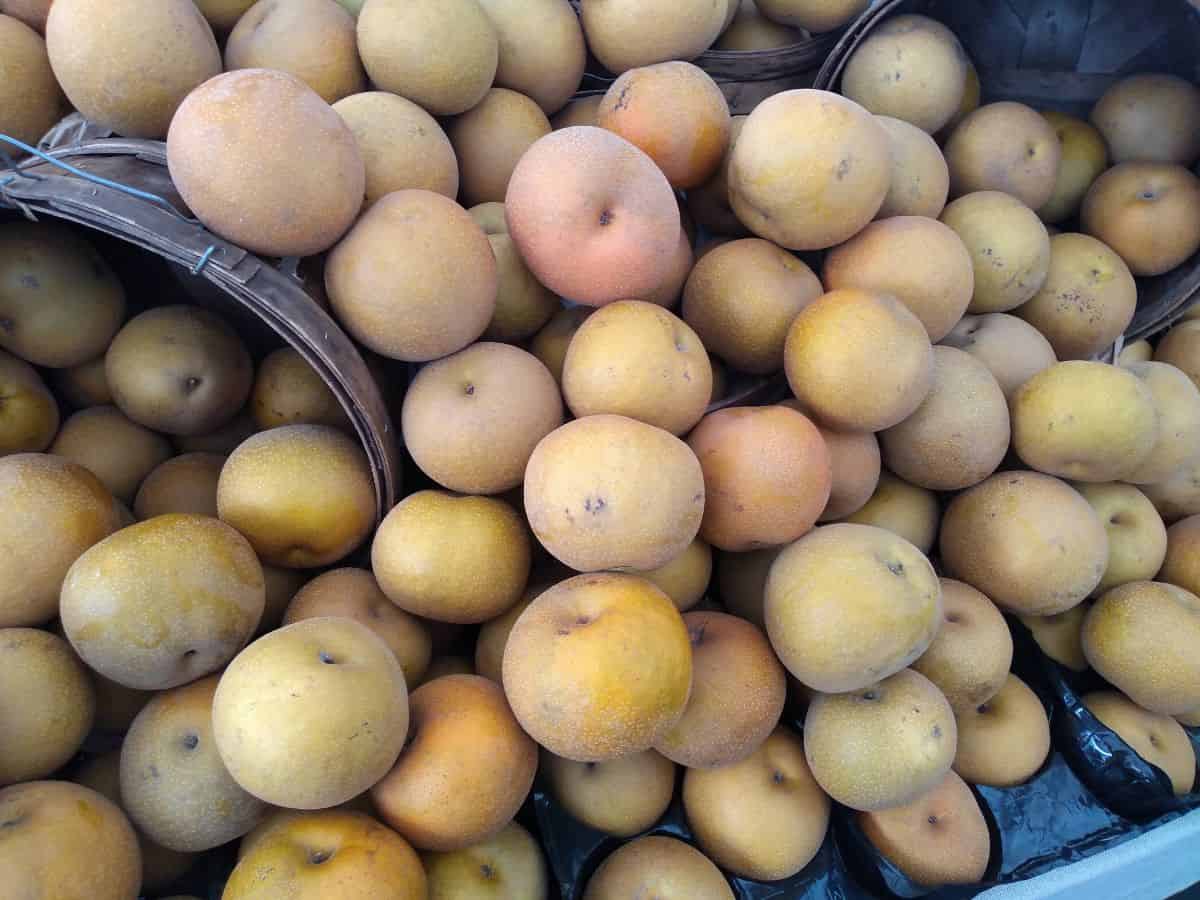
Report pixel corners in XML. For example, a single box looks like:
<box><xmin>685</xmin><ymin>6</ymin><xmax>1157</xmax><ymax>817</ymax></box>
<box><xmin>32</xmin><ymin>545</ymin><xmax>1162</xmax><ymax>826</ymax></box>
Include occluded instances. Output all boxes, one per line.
<box><xmin>533</xmin><ymin>777</ymin><xmax>871</xmax><ymax>900</ymax></box>
<box><xmin>1008</xmin><ymin>618</ymin><xmax>1200</xmax><ymax>823</ymax></box>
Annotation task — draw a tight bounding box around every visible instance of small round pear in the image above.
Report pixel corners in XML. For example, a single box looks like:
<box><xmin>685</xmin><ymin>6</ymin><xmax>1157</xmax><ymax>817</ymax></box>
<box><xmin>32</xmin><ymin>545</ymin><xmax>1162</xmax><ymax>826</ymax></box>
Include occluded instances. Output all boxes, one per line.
<box><xmin>1011</xmin><ymin>361</ymin><xmax>1158</xmax><ymax>483</ymax></box>
<box><xmin>654</xmin><ymin>611</ymin><xmax>786</xmax><ymax>768</ymax></box>
<box><xmin>1121</xmin><ymin>361</ymin><xmax>1200</xmax><ymax>485</ymax></box>
<box><xmin>583</xmin><ymin>835</ymin><xmax>734</xmax><ymax>900</ymax></box>
<box><xmin>1082</xmin><ymin>581</ymin><xmax>1200</xmax><ymax>716</ymax></box>
<box><xmin>766</xmin><ymin>523</ymin><xmax>942</xmax><ymax>694</ymax></box>
<box><xmin>0</xmin><ymin>453</ymin><xmax>119</xmax><ymax>627</ymax></box>
<box><xmin>223</xmin><ymin>809</ymin><xmax>427</xmax><ymax>899</ymax></box>
<box><xmin>940</xmin><ymin>313</ymin><xmax>1057</xmax><ymax>400</ymax></box>
<box><xmin>940</xmin><ymin>471</ymin><xmax>1108</xmax><ymax>615</ymax></box>
<box><xmin>859</xmin><ymin>771</ymin><xmax>990</xmax><ymax>887</ymax></box>
<box><xmin>729</xmin><ymin>89</ymin><xmax>890</xmax><ymax>250</ymax></box>
<box><xmin>0</xmin><ymin>781</ymin><xmax>141</xmax><ymax>900</ymax></box>
<box><xmin>683</xmin><ymin>726</ymin><xmax>830</xmax><ymax>882</ymax></box>
<box><xmin>371</xmin><ymin>675</ymin><xmax>536</xmax><ymax>852</ymax></box>
<box><xmin>217</xmin><ymin>424</ymin><xmax>375</xmax><ymax>568</ymax></box>
<box><xmin>0</xmin><ymin>628</ymin><xmax>94</xmax><ymax>786</ymax></box>
<box><xmin>524</xmin><ymin>416</ymin><xmax>704</xmax><ymax>572</ymax></box>
<box><xmin>327</xmin><ymin>190</ymin><xmax>497</xmax><ymax>362</ymax></box>
<box><xmin>945</xmin><ymin>102</ymin><xmax>1061</xmax><ymax>209</ymax></box>
<box><xmin>502</xmin><ymin>573</ymin><xmax>692</xmax><ymax>762</ymax></box>
<box><xmin>940</xmin><ymin>191</ymin><xmax>1050</xmax><ymax>313</ymax></box>
<box><xmin>880</xmin><ymin>346</ymin><xmax>1009</xmax><ymax>491</ymax></box>
<box><xmin>911</xmin><ymin>579</ymin><xmax>1012</xmax><ymax>713</ymax></box>
<box><xmin>1081</xmin><ymin>162</ymin><xmax>1200</xmax><ymax>277</ymax></box>
<box><xmin>953</xmin><ymin>673</ymin><xmax>1051</xmax><ymax>787</ymax></box>
<box><xmin>105</xmin><ymin>305</ymin><xmax>252</xmax><ymax>437</ymax></box>
<box><xmin>543</xmin><ymin>749</ymin><xmax>675</xmax><ymax>837</ymax></box>
<box><xmin>120</xmin><ymin>675</ymin><xmax>265</xmax><ymax>852</ymax></box>
<box><xmin>823</xmin><ymin>216</ymin><xmax>974</xmax><ymax>342</ymax></box>
<box><xmin>371</xmin><ymin>491</ymin><xmax>530</xmax><ymax>624</ymax></box>
<box><xmin>784</xmin><ymin>289</ymin><xmax>934</xmax><ymax>432</ymax></box>
<box><xmin>212</xmin><ymin>617</ymin><xmax>409</xmax><ymax>809</ymax></box>
<box><xmin>804</xmin><ymin>669</ymin><xmax>957</xmax><ymax>811</ymax></box>
<box><xmin>1016</xmin><ymin>233</ymin><xmax>1136</xmax><ymax>361</ymax></box>
<box><xmin>841</xmin><ymin>15</ymin><xmax>967</xmax><ymax>134</ymax></box>
<box><xmin>1082</xmin><ymin>692</ymin><xmax>1195</xmax><ymax>795</ymax></box>
<box><xmin>1090</xmin><ymin>73</ymin><xmax>1200</xmax><ymax>166</ymax></box>
<box><xmin>402</xmin><ymin>341</ymin><xmax>562</xmax><ymax>494</ymax></box>
<box><xmin>60</xmin><ymin>514</ymin><xmax>265</xmax><ymax>690</ymax></box>
<box><xmin>687</xmin><ymin>405</ymin><xmax>832</xmax><ymax>552</ymax></box>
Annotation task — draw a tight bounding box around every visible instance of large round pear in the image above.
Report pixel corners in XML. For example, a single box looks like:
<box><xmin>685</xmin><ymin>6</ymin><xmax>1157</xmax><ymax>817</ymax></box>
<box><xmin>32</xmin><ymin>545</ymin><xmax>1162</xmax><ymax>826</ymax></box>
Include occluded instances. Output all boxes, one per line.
<box><xmin>502</xmin><ymin>573</ymin><xmax>692</xmax><ymax>762</ymax></box>
<box><xmin>729</xmin><ymin>89</ymin><xmax>890</xmax><ymax>250</ymax></box>
<box><xmin>505</xmin><ymin>127</ymin><xmax>680</xmax><ymax>306</ymax></box>
<box><xmin>524</xmin><ymin>415</ymin><xmax>704</xmax><ymax>572</ymax></box>
<box><xmin>167</xmin><ymin>68</ymin><xmax>364</xmax><ymax>258</ymax></box>
<box><xmin>46</xmin><ymin>0</ymin><xmax>220</xmax><ymax>138</ymax></box>
<box><xmin>940</xmin><ymin>471</ymin><xmax>1108</xmax><ymax>615</ymax></box>
<box><xmin>212</xmin><ymin>617</ymin><xmax>409</xmax><ymax>809</ymax></box>
<box><xmin>765</xmin><ymin>523</ymin><xmax>942</xmax><ymax>693</ymax></box>
<box><xmin>60</xmin><ymin>514</ymin><xmax>265</xmax><ymax>690</ymax></box>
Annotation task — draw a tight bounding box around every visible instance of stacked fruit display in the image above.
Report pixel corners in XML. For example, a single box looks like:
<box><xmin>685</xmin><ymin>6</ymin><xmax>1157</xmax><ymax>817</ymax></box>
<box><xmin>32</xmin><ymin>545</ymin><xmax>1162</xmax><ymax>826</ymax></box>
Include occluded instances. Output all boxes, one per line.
<box><xmin>1</xmin><ymin>1</ymin><xmax>1200</xmax><ymax>898</ymax></box>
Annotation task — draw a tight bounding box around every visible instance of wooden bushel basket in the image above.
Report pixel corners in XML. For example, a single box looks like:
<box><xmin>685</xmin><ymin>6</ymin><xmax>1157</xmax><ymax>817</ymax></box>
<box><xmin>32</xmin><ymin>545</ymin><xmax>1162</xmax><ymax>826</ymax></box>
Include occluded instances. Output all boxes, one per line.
<box><xmin>0</xmin><ymin>132</ymin><xmax>401</xmax><ymax>522</ymax></box>
<box><xmin>814</xmin><ymin>0</ymin><xmax>1200</xmax><ymax>342</ymax></box>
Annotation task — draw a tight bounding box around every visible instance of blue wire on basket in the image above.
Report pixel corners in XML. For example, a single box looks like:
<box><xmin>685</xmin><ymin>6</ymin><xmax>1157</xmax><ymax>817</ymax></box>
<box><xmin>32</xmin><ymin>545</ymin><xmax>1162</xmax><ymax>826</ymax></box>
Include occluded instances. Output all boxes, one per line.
<box><xmin>0</xmin><ymin>132</ymin><xmax>179</xmax><ymax>213</ymax></box>
<box><xmin>1</xmin><ymin>132</ymin><xmax>219</xmax><ymax>276</ymax></box>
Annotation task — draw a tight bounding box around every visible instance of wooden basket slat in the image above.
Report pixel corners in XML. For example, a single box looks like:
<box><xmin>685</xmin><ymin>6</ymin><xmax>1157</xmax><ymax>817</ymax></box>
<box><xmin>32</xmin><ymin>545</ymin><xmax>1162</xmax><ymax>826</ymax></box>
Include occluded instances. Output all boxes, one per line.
<box><xmin>1</xmin><ymin>140</ymin><xmax>401</xmax><ymax>520</ymax></box>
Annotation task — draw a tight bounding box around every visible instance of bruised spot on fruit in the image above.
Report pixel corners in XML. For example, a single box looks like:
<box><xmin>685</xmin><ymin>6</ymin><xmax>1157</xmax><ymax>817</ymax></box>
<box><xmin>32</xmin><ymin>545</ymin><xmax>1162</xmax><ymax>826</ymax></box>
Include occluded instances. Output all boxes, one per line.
<box><xmin>182</xmin><ymin>376</ymin><xmax>203</xmax><ymax>395</ymax></box>
<box><xmin>932</xmin><ymin>724</ymin><xmax>942</xmax><ymax>739</ymax></box>
<box><xmin>481</xmin><ymin>863</ymin><xmax>496</xmax><ymax>879</ymax></box>
<box><xmin>1148</xmin><ymin>733</ymin><xmax>1160</xmax><ymax>748</ymax></box>
<box><xmin>772</xmin><ymin>770</ymin><xmax>785</xmax><ymax>785</ymax></box>
<box><xmin>464</xmin><ymin>382</ymin><xmax>475</xmax><ymax>396</ymax></box>
<box><xmin>598</xmin><ymin>210</ymin><xmax>613</xmax><ymax>226</ymax></box>
<box><xmin>688</xmin><ymin>621</ymin><xmax>708</xmax><ymax>646</ymax></box>
<box><xmin>182</xmin><ymin>733</ymin><xmax>199</xmax><ymax>750</ymax></box>
<box><xmin>1140</xmin><ymin>190</ymin><xmax>1157</xmax><ymax>201</ymax></box>
<box><xmin>0</xmin><ymin>814</ymin><xmax>24</xmax><ymax>829</ymax></box>
<box><xmin>836</xmin><ymin>157</ymin><xmax>851</xmax><ymax>180</ymax></box>
<box><xmin>583</xmin><ymin>495</ymin><xmax>607</xmax><ymax>514</ymax></box>
<box><xmin>927</xmin><ymin>814</ymin><xmax>939</xmax><ymax>825</ymax></box>
<box><xmin>319</xmin><ymin>651</ymin><xmax>336</xmax><ymax>665</ymax></box>
<box><xmin>309</xmin><ymin>848</ymin><xmax>332</xmax><ymax>865</ymax></box>
<box><xmin>945</xmin><ymin>613</ymin><xmax>960</xmax><ymax>624</ymax></box>
<box><xmin>862</xmin><ymin>690</ymin><xmax>879</xmax><ymax>702</ymax></box>
<box><xmin>183</xmin><ymin>649</ymin><xmax>197</xmax><ymax>659</ymax></box>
